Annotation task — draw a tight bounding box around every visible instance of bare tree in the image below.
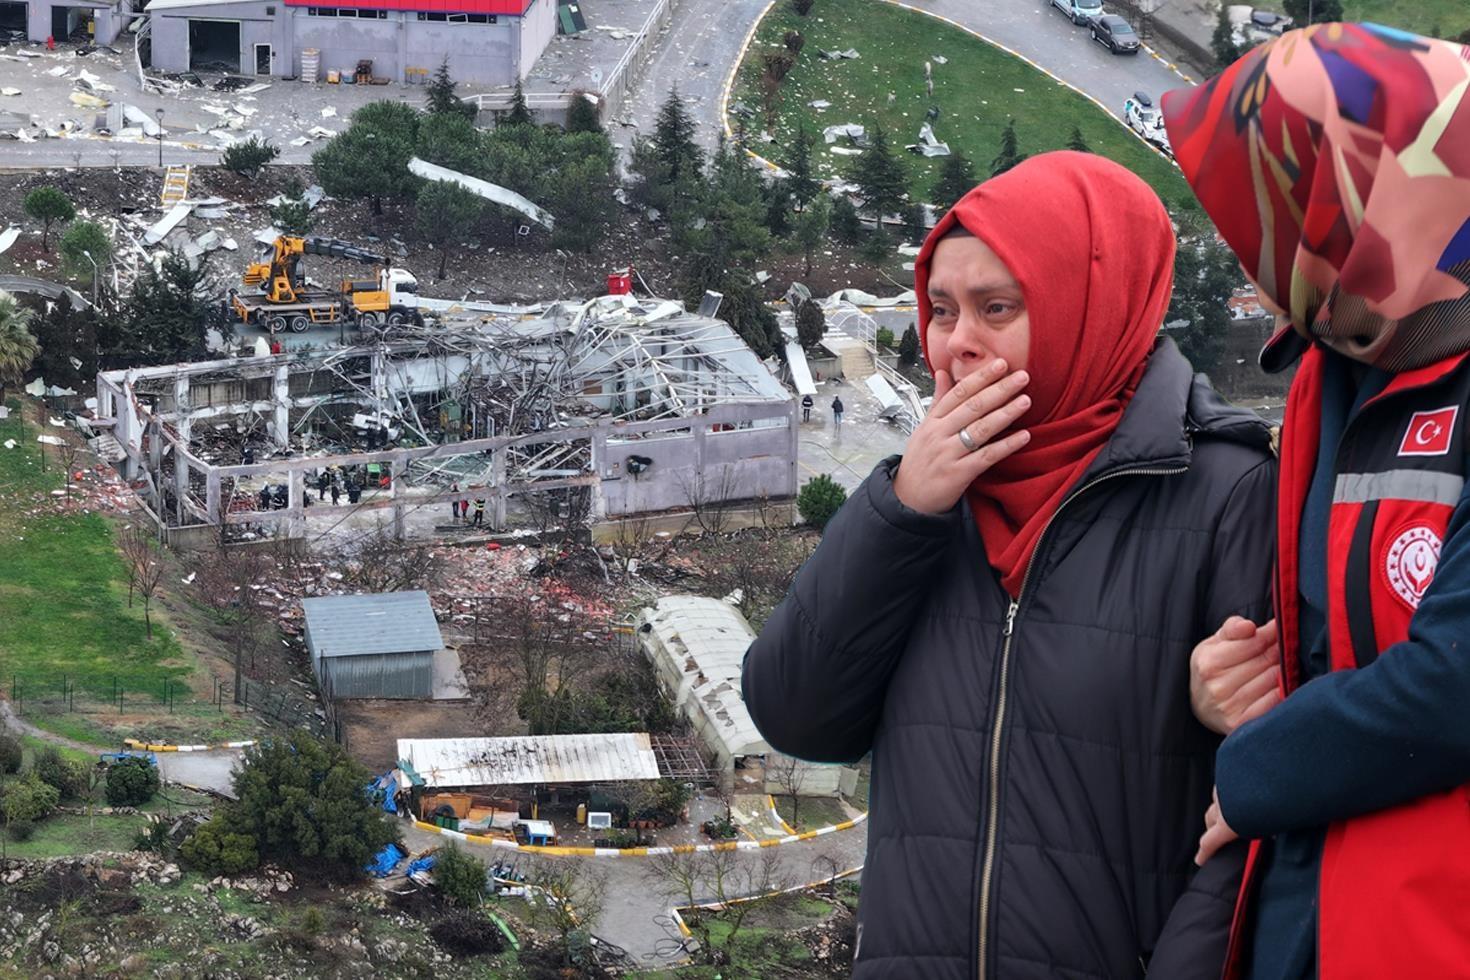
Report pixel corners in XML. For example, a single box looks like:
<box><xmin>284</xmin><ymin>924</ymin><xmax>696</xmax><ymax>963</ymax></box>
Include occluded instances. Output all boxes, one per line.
<box><xmin>705</xmin><ymin>532</ymin><xmax>814</xmax><ymax>630</ymax></box>
<box><xmin>56</xmin><ymin>441</ymin><xmax>81</xmax><ymax>496</ymax></box>
<box><xmin>522</xmin><ymin>856</ymin><xmax>610</xmax><ymax>966</ymax></box>
<box><xmin>676</xmin><ymin>464</ymin><xmax>742</xmax><ymax>536</ymax></box>
<box><xmin>134</xmin><ymin>533</ymin><xmax>168</xmax><ymax>639</ymax></box>
<box><xmin>338</xmin><ymin>524</ymin><xmax>443</xmax><ymax>595</ymax></box>
<box><xmin>118</xmin><ymin>524</ymin><xmax>150</xmax><ymax>607</ymax></box>
<box><xmin>767</xmin><ymin>752</ymin><xmax>810</xmax><ymax>832</ymax></box>
<box><xmin>191</xmin><ymin>542</ymin><xmax>271</xmax><ymax>704</ymax></box>
<box><xmin>645</xmin><ymin>847</ymin><xmax>790</xmax><ymax>964</ymax></box>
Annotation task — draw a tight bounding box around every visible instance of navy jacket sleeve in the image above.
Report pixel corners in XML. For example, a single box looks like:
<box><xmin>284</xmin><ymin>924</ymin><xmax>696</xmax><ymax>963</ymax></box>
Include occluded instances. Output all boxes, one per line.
<box><xmin>1217</xmin><ymin>480</ymin><xmax>1470</xmax><ymax>839</ymax></box>
<box><xmin>1150</xmin><ymin>456</ymin><xmax>1275</xmax><ymax>976</ymax></box>
<box><xmin>741</xmin><ymin>456</ymin><xmax>959</xmax><ymax>764</ymax></box>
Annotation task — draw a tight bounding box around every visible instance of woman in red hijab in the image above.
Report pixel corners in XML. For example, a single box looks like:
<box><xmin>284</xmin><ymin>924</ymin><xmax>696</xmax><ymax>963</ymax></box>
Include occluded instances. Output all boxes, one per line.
<box><xmin>744</xmin><ymin>150</ymin><xmax>1279</xmax><ymax>978</ymax></box>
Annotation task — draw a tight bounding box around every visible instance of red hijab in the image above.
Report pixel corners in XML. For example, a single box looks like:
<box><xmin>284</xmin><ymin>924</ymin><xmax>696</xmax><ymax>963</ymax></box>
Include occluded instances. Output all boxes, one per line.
<box><xmin>913</xmin><ymin>151</ymin><xmax>1177</xmax><ymax>596</ymax></box>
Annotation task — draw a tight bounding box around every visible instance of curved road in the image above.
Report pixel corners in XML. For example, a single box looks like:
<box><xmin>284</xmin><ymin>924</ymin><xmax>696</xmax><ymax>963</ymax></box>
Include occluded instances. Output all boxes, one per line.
<box><xmin>617</xmin><ymin>0</ymin><xmax>1196</xmax><ymax>153</ymax></box>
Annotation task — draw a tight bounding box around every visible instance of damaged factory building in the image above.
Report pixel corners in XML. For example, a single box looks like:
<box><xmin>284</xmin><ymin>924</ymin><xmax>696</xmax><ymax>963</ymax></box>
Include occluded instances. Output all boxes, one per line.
<box><xmin>90</xmin><ymin>292</ymin><xmax>799</xmax><ymax>549</ymax></box>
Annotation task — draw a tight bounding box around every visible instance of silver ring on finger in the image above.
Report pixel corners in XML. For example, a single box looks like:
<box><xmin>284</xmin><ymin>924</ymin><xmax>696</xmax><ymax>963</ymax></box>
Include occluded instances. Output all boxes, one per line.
<box><xmin>957</xmin><ymin>427</ymin><xmax>981</xmax><ymax>453</ymax></box>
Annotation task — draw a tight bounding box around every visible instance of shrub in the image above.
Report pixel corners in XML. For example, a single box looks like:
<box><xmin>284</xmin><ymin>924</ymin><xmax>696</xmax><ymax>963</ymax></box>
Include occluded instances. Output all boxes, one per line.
<box><xmin>179</xmin><ymin>813</ymin><xmax>258</xmax><ymax>875</ymax></box>
<box><xmin>300</xmin><ymin>907</ymin><xmax>325</xmax><ymax>935</ymax></box>
<box><xmin>783</xmin><ymin>30</ymin><xmax>806</xmax><ymax>55</ymax></box>
<box><xmin>58</xmin><ymin>220</ymin><xmax>111</xmax><ymax>282</ymax></box>
<box><xmin>761</xmin><ymin>51</ymin><xmax>796</xmax><ymax>83</ymax></box>
<box><xmin>798</xmin><ymin>474</ymin><xmax>848</xmax><ymax>531</ymax></box>
<box><xmin>33</xmin><ymin>748</ymin><xmax>89</xmax><ymax>801</ymax></box>
<box><xmin>792</xmin><ymin>0</ymin><xmax>814</xmax><ymax>13</ymax></box>
<box><xmin>7</xmin><ymin>819</ymin><xmax>34</xmax><ymax>842</ymax></box>
<box><xmin>435</xmin><ymin>842</ymin><xmax>488</xmax><ymax>907</ymax></box>
<box><xmin>831</xmin><ymin>196</ymin><xmax>863</xmax><ymax>245</ymax></box>
<box><xmin>875</xmin><ymin>326</ymin><xmax>895</xmax><ymax>350</ymax></box>
<box><xmin>861</xmin><ymin>229</ymin><xmax>892</xmax><ymax>264</ymax></box>
<box><xmin>105</xmin><ymin>756</ymin><xmax>159</xmax><ymax>807</ymax></box>
<box><xmin>796</xmin><ymin>298</ymin><xmax>826</xmax><ymax>350</ymax></box>
<box><xmin>430</xmin><ymin>911</ymin><xmax>505</xmax><ymax>957</ymax></box>
<box><xmin>0</xmin><ymin>735</ymin><xmax>20</xmax><ymax>775</ymax></box>
<box><xmin>2</xmin><ymin>773</ymin><xmax>60</xmax><ymax>823</ymax></box>
<box><xmin>222</xmin><ymin>136</ymin><xmax>280</xmax><ymax>178</ymax></box>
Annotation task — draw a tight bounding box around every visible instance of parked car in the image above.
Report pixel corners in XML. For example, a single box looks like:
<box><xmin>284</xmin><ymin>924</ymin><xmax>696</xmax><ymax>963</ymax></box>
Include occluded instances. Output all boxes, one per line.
<box><xmin>1091</xmin><ymin>14</ymin><xmax>1141</xmax><ymax>54</ymax></box>
<box><xmin>1123</xmin><ymin>91</ymin><xmax>1173</xmax><ymax>157</ymax></box>
<box><xmin>1049</xmin><ymin>0</ymin><xmax>1104</xmax><ymax>26</ymax></box>
<box><xmin>1225</xmin><ymin>5</ymin><xmax>1293</xmax><ymax>46</ymax></box>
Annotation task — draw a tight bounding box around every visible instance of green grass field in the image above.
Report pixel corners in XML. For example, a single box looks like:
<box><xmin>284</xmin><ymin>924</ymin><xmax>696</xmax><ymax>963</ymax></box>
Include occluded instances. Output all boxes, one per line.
<box><xmin>1343</xmin><ymin>0</ymin><xmax>1470</xmax><ymax>39</ymax></box>
<box><xmin>774</xmin><ymin>794</ymin><xmax>851</xmax><ymax>833</ymax></box>
<box><xmin>730</xmin><ymin>0</ymin><xmax>1192</xmax><ymax>209</ymax></box>
<box><xmin>2</xmin><ymin>811</ymin><xmax>150</xmax><ymax>860</ymax></box>
<box><xmin>0</xmin><ymin>402</ymin><xmax>189</xmax><ymax>710</ymax></box>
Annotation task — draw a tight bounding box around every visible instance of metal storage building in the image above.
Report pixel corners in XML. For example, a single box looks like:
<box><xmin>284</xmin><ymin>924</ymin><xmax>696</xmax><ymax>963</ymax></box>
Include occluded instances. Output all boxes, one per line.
<box><xmin>4</xmin><ymin>0</ymin><xmax>133</xmax><ymax>46</ymax></box>
<box><xmin>304</xmin><ymin>590</ymin><xmax>443</xmax><ymax>699</ymax></box>
<box><xmin>637</xmin><ymin>595</ymin><xmax>842</xmax><ymax>797</ymax></box>
<box><xmin>143</xmin><ymin>0</ymin><xmax>555</xmax><ymax>84</ymax></box>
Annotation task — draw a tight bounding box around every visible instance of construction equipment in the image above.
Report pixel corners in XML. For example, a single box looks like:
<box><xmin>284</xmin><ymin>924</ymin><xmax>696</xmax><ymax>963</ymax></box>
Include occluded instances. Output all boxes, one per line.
<box><xmin>231</xmin><ymin>235</ymin><xmax>420</xmax><ymax>333</ymax></box>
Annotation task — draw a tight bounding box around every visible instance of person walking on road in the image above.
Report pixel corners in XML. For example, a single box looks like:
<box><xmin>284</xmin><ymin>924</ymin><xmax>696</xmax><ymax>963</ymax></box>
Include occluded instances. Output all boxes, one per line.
<box><xmin>449</xmin><ymin>482</ymin><xmax>461</xmax><ymax>522</ymax></box>
<box><xmin>329</xmin><ymin>479</ymin><xmax>340</xmax><ymax>506</ymax></box>
<box><xmin>743</xmin><ymin>151</ymin><xmax>1277</xmax><ymax>979</ymax></box>
<box><xmin>830</xmin><ymin>395</ymin><xmax>844</xmax><ymax>427</ymax></box>
<box><xmin>472</xmin><ymin>497</ymin><xmax>485</xmax><ymax>526</ymax></box>
<box><xmin>802</xmin><ymin>394</ymin><xmax>814</xmax><ymax>422</ymax></box>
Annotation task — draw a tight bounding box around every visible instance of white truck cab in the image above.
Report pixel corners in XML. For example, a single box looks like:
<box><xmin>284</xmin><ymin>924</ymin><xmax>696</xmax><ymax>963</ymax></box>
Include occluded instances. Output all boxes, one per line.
<box><xmin>1052</xmin><ymin>0</ymin><xmax>1104</xmax><ymax>25</ymax></box>
<box><xmin>385</xmin><ymin>268</ymin><xmax>419</xmax><ymax>309</ymax></box>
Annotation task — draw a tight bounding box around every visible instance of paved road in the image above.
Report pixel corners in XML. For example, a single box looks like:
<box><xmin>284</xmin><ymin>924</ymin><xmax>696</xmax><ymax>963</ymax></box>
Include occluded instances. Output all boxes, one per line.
<box><xmin>904</xmin><ymin>0</ymin><xmax>1197</xmax><ymax>122</ymax></box>
<box><xmin>155</xmin><ymin>750</ymin><xmax>241</xmax><ymax>798</ymax></box>
<box><xmin>613</xmin><ymin>0</ymin><xmax>771</xmax><ymax>152</ymax></box>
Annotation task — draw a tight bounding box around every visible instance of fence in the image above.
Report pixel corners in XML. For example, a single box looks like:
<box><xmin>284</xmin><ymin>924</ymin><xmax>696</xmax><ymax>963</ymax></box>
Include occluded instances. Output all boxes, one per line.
<box><xmin>9</xmin><ymin>673</ymin><xmax>327</xmax><ymax>738</ymax></box>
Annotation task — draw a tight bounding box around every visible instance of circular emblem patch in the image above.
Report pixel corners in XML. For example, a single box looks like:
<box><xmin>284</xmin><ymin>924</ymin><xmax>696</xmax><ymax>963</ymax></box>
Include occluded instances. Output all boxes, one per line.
<box><xmin>1385</xmin><ymin>525</ymin><xmax>1442</xmax><ymax>609</ymax></box>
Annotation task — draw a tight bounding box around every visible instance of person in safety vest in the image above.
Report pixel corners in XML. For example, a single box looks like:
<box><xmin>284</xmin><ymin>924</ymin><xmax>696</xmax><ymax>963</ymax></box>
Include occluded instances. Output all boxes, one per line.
<box><xmin>1164</xmin><ymin>23</ymin><xmax>1470</xmax><ymax>980</ymax></box>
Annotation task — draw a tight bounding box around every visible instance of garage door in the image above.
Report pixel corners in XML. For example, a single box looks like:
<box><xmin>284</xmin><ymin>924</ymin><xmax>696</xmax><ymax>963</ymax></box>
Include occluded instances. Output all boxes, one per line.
<box><xmin>0</xmin><ymin>2</ymin><xmax>27</xmax><ymax>37</ymax></box>
<box><xmin>188</xmin><ymin>18</ymin><xmax>240</xmax><ymax>73</ymax></box>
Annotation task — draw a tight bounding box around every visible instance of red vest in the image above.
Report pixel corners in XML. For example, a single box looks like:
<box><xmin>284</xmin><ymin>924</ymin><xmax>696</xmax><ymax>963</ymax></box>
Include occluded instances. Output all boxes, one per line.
<box><xmin>1225</xmin><ymin>345</ymin><xmax>1470</xmax><ymax>978</ymax></box>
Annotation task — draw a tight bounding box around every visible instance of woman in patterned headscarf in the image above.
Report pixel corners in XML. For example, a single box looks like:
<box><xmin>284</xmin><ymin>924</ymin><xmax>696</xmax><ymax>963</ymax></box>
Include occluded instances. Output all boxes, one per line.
<box><xmin>1163</xmin><ymin>23</ymin><xmax>1470</xmax><ymax>980</ymax></box>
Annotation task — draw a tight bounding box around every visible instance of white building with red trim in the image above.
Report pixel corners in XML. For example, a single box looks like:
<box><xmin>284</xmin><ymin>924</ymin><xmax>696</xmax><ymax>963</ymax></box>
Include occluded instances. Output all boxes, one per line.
<box><xmin>143</xmin><ymin>0</ymin><xmax>555</xmax><ymax>84</ymax></box>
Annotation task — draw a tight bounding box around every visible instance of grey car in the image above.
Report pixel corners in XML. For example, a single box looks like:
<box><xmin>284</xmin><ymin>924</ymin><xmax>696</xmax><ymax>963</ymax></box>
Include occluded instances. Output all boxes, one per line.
<box><xmin>1091</xmin><ymin>14</ymin><xmax>1141</xmax><ymax>54</ymax></box>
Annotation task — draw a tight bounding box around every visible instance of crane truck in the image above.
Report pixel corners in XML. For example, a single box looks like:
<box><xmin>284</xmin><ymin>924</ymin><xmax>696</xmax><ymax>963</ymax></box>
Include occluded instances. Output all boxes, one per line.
<box><xmin>229</xmin><ymin>235</ymin><xmax>421</xmax><ymax>333</ymax></box>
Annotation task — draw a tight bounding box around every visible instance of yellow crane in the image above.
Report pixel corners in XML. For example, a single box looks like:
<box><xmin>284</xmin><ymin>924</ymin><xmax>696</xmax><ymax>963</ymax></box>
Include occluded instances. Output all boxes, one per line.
<box><xmin>231</xmin><ymin>235</ymin><xmax>421</xmax><ymax>333</ymax></box>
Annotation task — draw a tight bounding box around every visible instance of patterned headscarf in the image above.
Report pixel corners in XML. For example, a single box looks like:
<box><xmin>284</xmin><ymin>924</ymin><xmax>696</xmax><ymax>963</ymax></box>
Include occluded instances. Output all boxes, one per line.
<box><xmin>1161</xmin><ymin>23</ymin><xmax>1470</xmax><ymax>371</ymax></box>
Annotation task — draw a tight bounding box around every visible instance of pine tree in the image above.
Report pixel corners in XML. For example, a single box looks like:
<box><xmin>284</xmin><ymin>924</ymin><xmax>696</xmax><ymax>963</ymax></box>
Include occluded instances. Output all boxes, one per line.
<box><xmin>861</xmin><ymin>228</ymin><xmax>892</xmax><ymax>265</ymax></box>
<box><xmin>990</xmin><ymin>119</ymin><xmax>1027</xmax><ymax>178</ymax></box>
<box><xmin>1283</xmin><ymin>0</ymin><xmax>1342</xmax><ymax>25</ymax></box>
<box><xmin>565</xmin><ymin>90</ymin><xmax>603</xmax><ymax>134</ymax></box>
<box><xmin>851</xmin><ymin>125</ymin><xmax>908</xmax><ymax>222</ymax></box>
<box><xmin>505</xmin><ymin>79</ymin><xmax>535</xmax><ymax>128</ymax></box>
<box><xmin>796</xmin><ymin>298</ymin><xmax>825</xmax><ymax>349</ymax></box>
<box><xmin>417</xmin><ymin>182</ymin><xmax>483</xmax><ymax>279</ymax></box>
<box><xmin>1066</xmin><ymin>126</ymin><xmax>1092</xmax><ymax>153</ymax></box>
<box><xmin>426</xmin><ymin>58</ymin><xmax>476</xmax><ymax>119</ymax></box>
<box><xmin>653</xmin><ymin>88</ymin><xmax>704</xmax><ymax>184</ymax></box>
<box><xmin>1211</xmin><ymin>6</ymin><xmax>1244</xmax><ymax>68</ymax></box>
<box><xmin>898</xmin><ymin>325</ymin><xmax>919</xmax><ymax>366</ymax></box>
<box><xmin>831</xmin><ymin>195</ymin><xmax>864</xmax><ymax>245</ymax></box>
<box><xmin>785</xmin><ymin>124</ymin><xmax>819</xmax><ymax>207</ymax></box>
<box><xmin>22</xmin><ymin>187</ymin><xmax>74</xmax><ymax>251</ymax></box>
<box><xmin>929</xmin><ymin>152</ymin><xmax>976</xmax><ymax>212</ymax></box>
<box><xmin>791</xmin><ymin>193</ymin><xmax>831</xmax><ymax>277</ymax></box>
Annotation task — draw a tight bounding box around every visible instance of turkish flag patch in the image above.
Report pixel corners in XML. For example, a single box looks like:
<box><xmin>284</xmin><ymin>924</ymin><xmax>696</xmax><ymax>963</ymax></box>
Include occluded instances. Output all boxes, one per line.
<box><xmin>1398</xmin><ymin>406</ymin><xmax>1459</xmax><ymax>457</ymax></box>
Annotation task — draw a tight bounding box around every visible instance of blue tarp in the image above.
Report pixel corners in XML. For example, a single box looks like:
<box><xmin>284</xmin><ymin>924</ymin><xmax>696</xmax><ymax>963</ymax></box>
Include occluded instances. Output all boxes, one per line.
<box><xmin>366</xmin><ymin>842</ymin><xmax>406</xmax><ymax>878</ymax></box>
<box><xmin>366</xmin><ymin>771</ymin><xmax>398</xmax><ymax>813</ymax></box>
<box><xmin>405</xmin><ymin>855</ymin><xmax>436</xmax><ymax>878</ymax></box>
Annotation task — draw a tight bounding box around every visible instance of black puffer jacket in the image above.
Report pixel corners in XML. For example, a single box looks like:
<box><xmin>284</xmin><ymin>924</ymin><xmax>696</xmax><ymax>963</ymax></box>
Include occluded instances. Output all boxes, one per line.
<box><xmin>743</xmin><ymin>340</ymin><xmax>1275</xmax><ymax>979</ymax></box>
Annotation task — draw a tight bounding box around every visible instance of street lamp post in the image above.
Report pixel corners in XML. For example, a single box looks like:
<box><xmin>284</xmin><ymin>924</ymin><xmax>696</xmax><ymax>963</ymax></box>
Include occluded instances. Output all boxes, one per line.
<box><xmin>81</xmin><ymin>249</ymin><xmax>99</xmax><ymax>307</ymax></box>
<box><xmin>155</xmin><ymin>108</ymin><xmax>165</xmax><ymax>168</ymax></box>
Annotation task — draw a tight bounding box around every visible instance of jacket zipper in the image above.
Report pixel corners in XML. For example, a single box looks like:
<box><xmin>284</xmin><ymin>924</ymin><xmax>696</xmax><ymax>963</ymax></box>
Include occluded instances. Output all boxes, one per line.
<box><xmin>976</xmin><ymin>460</ymin><xmax>1189</xmax><ymax>980</ymax></box>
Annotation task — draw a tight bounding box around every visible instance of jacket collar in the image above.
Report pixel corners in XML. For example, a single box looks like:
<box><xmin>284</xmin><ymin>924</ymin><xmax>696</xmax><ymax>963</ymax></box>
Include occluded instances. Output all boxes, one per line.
<box><xmin>1080</xmin><ymin>337</ymin><xmax>1272</xmax><ymax>482</ymax></box>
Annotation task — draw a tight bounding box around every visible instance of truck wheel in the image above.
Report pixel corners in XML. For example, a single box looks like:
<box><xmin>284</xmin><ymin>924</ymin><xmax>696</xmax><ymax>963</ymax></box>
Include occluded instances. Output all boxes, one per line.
<box><xmin>386</xmin><ymin>310</ymin><xmax>406</xmax><ymax>327</ymax></box>
<box><xmin>289</xmin><ymin>315</ymin><xmax>310</xmax><ymax>333</ymax></box>
<box><xmin>358</xmin><ymin>311</ymin><xmax>381</xmax><ymax>330</ymax></box>
<box><xmin>267</xmin><ymin>315</ymin><xmax>287</xmax><ymax>333</ymax></box>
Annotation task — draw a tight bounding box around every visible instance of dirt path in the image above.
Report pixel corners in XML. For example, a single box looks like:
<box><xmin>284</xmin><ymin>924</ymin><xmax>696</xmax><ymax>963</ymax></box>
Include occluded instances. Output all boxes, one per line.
<box><xmin>0</xmin><ymin>697</ymin><xmax>112</xmax><ymax>753</ymax></box>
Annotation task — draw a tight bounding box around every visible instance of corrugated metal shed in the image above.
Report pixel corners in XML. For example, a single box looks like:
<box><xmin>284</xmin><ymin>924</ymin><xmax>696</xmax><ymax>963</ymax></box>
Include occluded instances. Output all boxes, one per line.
<box><xmin>638</xmin><ymin>596</ymin><xmax>768</xmax><ymax>762</ymax></box>
<box><xmin>303</xmin><ymin>591</ymin><xmax>444</xmax><ymax>658</ymax></box>
<box><xmin>397</xmin><ymin>734</ymin><xmax>662</xmax><ymax>787</ymax></box>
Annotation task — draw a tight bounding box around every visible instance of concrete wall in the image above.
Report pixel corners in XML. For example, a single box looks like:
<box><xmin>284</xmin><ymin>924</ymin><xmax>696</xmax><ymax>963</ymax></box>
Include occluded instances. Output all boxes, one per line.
<box><xmin>150</xmin><ymin>0</ymin><xmax>283</xmax><ymax>75</ymax></box>
<box><xmin>597</xmin><ymin>416</ymin><xmax>797</xmax><ymax>518</ymax></box>
<box><xmin>404</xmin><ymin>16</ymin><xmax>515</xmax><ymax>86</ymax></box>
<box><xmin>516</xmin><ymin>0</ymin><xmax>553</xmax><ymax>81</ymax></box>
<box><xmin>293</xmin><ymin>10</ymin><xmax>400</xmax><ymax>80</ymax></box>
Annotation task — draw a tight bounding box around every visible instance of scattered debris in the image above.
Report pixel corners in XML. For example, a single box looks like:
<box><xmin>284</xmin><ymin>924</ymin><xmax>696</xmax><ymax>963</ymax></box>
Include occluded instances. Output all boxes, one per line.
<box><xmin>143</xmin><ymin>203</ymin><xmax>193</xmax><ymax>246</ymax></box>
<box><xmin>0</xmin><ymin>227</ymin><xmax>18</xmax><ymax>256</ymax></box>
<box><xmin>907</xmin><ymin>121</ymin><xmax>951</xmax><ymax>157</ymax></box>
<box><xmin>0</xmin><ymin>88</ymin><xmax>18</xmax><ymax>97</ymax></box>
<box><xmin>821</xmin><ymin>48</ymin><xmax>861</xmax><ymax>60</ymax></box>
<box><xmin>808</xmin><ymin>99</ymin><xmax>832</xmax><ymax>109</ymax></box>
<box><xmin>320</xmin><ymin>106</ymin><xmax>337</xmax><ymax>118</ymax></box>
<box><xmin>822</xmin><ymin>123</ymin><xmax>867</xmax><ymax>145</ymax></box>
